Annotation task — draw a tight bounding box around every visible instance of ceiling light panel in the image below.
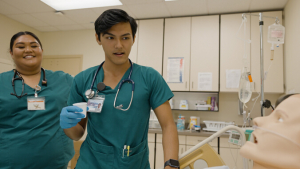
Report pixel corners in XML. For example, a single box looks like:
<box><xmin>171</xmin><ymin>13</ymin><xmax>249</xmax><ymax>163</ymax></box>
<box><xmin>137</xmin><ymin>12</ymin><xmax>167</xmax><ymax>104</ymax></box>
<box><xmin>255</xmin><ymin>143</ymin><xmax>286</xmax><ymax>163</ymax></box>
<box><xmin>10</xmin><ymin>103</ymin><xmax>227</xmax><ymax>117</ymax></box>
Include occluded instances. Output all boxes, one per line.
<box><xmin>41</xmin><ymin>0</ymin><xmax>123</xmax><ymax>11</ymax></box>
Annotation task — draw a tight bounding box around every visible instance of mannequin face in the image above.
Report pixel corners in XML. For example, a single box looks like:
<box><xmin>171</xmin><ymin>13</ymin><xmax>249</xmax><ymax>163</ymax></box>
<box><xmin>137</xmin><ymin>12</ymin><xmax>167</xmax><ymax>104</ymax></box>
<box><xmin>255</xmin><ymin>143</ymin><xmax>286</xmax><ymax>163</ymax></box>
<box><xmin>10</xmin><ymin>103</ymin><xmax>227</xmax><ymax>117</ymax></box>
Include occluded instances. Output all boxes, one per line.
<box><xmin>240</xmin><ymin>94</ymin><xmax>300</xmax><ymax>169</ymax></box>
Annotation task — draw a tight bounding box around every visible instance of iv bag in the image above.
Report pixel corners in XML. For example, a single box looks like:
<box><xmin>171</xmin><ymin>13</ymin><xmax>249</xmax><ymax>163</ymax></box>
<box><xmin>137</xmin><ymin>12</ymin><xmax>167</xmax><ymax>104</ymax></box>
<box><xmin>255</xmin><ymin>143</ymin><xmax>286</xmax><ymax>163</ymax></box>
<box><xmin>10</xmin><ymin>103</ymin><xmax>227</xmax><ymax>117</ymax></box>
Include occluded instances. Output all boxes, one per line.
<box><xmin>238</xmin><ymin>70</ymin><xmax>252</xmax><ymax>104</ymax></box>
<box><xmin>268</xmin><ymin>23</ymin><xmax>285</xmax><ymax>45</ymax></box>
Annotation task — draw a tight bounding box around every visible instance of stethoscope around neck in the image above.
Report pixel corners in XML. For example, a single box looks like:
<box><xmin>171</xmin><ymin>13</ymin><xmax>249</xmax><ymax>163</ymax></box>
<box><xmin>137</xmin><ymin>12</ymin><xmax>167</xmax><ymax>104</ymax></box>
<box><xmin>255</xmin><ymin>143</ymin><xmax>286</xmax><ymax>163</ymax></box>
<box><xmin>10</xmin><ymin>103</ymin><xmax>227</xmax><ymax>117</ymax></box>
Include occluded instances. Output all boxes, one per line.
<box><xmin>85</xmin><ymin>59</ymin><xmax>135</xmax><ymax>111</ymax></box>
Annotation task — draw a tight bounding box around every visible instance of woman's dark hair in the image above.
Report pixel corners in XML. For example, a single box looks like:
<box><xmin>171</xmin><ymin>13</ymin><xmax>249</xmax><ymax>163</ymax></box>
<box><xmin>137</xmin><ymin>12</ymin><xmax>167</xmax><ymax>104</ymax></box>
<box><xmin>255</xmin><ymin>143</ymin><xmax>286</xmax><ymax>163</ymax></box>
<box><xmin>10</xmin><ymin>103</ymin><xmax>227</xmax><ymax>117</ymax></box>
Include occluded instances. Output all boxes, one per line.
<box><xmin>10</xmin><ymin>31</ymin><xmax>43</xmax><ymax>53</ymax></box>
<box><xmin>275</xmin><ymin>93</ymin><xmax>298</xmax><ymax>107</ymax></box>
<box><xmin>94</xmin><ymin>9</ymin><xmax>137</xmax><ymax>41</ymax></box>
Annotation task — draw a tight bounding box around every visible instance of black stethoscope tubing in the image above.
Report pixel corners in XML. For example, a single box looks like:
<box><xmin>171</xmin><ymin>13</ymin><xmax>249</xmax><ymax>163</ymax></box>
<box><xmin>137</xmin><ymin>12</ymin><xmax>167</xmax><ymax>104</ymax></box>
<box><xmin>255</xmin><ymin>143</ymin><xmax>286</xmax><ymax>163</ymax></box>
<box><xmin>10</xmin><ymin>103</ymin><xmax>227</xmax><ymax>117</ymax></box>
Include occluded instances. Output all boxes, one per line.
<box><xmin>11</xmin><ymin>68</ymin><xmax>47</xmax><ymax>99</ymax></box>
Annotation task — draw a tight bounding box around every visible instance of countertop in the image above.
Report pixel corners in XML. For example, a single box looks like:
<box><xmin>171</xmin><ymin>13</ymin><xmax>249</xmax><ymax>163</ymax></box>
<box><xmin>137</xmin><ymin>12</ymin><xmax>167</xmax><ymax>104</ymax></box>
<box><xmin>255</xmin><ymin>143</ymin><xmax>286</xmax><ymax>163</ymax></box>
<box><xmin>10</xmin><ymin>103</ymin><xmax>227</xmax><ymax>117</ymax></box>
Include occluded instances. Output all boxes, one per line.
<box><xmin>148</xmin><ymin>128</ymin><xmax>230</xmax><ymax>137</ymax></box>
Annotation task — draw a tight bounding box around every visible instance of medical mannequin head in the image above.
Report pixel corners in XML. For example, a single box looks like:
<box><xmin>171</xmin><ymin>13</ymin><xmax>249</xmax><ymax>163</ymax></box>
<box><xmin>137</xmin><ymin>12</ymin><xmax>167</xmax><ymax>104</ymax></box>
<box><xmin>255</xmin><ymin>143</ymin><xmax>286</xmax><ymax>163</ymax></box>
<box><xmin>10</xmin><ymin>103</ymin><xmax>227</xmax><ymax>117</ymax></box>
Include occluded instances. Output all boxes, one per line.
<box><xmin>240</xmin><ymin>94</ymin><xmax>300</xmax><ymax>169</ymax></box>
<box><xmin>10</xmin><ymin>31</ymin><xmax>43</xmax><ymax>72</ymax></box>
<box><xmin>94</xmin><ymin>9</ymin><xmax>137</xmax><ymax>66</ymax></box>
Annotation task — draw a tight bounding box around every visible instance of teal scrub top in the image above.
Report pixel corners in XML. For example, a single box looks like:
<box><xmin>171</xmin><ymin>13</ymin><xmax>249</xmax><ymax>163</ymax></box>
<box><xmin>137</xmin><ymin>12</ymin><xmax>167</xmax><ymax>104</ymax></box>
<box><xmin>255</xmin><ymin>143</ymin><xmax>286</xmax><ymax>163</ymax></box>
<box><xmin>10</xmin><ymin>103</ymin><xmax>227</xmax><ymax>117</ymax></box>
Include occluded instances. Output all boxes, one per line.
<box><xmin>0</xmin><ymin>70</ymin><xmax>75</xmax><ymax>169</ymax></box>
<box><xmin>68</xmin><ymin>63</ymin><xmax>173</xmax><ymax>169</ymax></box>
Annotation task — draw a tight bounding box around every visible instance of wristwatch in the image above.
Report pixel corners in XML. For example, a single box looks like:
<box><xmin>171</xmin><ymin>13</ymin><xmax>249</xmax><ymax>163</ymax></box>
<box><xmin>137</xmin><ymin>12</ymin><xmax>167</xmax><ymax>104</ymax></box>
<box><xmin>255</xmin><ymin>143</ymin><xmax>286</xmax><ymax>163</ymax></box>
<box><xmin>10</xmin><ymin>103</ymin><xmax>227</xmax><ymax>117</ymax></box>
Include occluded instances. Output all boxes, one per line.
<box><xmin>164</xmin><ymin>159</ymin><xmax>180</xmax><ymax>169</ymax></box>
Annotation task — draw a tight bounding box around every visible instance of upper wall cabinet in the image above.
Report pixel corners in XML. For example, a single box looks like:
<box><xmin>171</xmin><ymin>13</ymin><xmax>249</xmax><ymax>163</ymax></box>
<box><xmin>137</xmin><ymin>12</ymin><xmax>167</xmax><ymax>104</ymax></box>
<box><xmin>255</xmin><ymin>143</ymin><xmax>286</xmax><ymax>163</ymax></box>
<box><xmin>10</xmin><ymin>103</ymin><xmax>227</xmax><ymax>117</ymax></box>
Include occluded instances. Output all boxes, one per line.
<box><xmin>129</xmin><ymin>20</ymin><xmax>139</xmax><ymax>63</ymax></box>
<box><xmin>251</xmin><ymin>11</ymin><xmax>284</xmax><ymax>93</ymax></box>
<box><xmin>220</xmin><ymin>14</ymin><xmax>251</xmax><ymax>92</ymax></box>
<box><xmin>136</xmin><ymin>19</ymin><xmax>164</xmax><ymax>74</ymax></box>
<box><xmin>163</xmin><ymin>16</ymin><xmax>220</xmax><ymax>92</ymax></box>
<box><xmin>163</xmin><ymin>17</ymin><xmax>191</xmax><ymax>91</ymax></box>
<box><xmin>190</xmin><ymin>15</ymin><xmax>219</xmax><ymax>92</ymax></box>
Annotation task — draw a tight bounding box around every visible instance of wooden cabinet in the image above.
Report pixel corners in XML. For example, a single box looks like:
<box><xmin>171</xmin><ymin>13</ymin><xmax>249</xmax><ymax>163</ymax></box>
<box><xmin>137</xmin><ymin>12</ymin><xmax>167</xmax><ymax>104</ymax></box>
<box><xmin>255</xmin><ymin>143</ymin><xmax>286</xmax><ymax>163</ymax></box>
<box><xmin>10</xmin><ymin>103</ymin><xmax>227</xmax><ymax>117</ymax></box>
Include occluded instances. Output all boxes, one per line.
<box><xmin>190</xmin><ymin>15</ymin><xmax>220</xmax><ymax>92</ymax></box>
<box><xmin>220</xmin><ymin>14</ymin><xmax>251</xmax><ymax>92</ymax></box>
<box><xmin>137</xmin><ymin>19</ymin><xmax>164</xmax><ymax>74</ymax></box>
<box><xmin>163</xmin><ymin>16</ymin><xmax>220</xmax><ymax>92</ymax></box>
<box><xmin>250</xmin><ymin>11</ymin><xmax>284</xmax><ymax>93</ymax></box>
<box><xmin>163</xmin><ymin>17</ymin><xmax>191</xmax><ymax>91</ymax></box>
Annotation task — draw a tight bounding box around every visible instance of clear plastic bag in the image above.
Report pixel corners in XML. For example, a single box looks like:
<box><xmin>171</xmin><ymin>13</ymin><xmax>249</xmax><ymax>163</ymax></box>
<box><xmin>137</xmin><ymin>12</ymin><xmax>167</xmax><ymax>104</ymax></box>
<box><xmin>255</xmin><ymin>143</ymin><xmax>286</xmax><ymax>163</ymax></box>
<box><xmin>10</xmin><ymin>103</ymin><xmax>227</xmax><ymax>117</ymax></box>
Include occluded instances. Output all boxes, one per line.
<box><xmin>238</xmin><ymin>68</ymin><xmax>252</xmax><ymax>104</ymax></box>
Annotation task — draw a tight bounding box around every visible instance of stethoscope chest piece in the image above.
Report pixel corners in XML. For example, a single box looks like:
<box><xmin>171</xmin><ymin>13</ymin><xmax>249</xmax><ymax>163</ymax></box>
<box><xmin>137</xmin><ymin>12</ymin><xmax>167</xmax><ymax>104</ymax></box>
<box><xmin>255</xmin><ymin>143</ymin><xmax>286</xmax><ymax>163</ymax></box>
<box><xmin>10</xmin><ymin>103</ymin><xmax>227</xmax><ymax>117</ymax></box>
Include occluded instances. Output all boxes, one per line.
<box><xmin>85</xmin><ymin>89</ymin><xmax>95</xmax><ymax>99</ymax></box>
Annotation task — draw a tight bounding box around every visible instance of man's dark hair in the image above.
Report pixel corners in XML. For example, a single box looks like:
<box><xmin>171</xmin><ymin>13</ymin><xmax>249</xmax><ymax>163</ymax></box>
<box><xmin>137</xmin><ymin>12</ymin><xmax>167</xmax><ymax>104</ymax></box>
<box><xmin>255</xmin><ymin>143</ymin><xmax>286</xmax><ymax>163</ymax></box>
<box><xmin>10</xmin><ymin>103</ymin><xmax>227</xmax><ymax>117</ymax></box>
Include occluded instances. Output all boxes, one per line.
<box><xmin>275</xmin><ymin>93</ymin><xmax>298</xmax><ymax>107</ymax></box>
<box><xmin>10</xmin><ymin>31</ymin><xmax>43</xmax><ymax>53</ymax></box>
<box><xmin>94</xmin><ymin>9</ymin><xmax>137</xmax><ymax>41</ymax></box>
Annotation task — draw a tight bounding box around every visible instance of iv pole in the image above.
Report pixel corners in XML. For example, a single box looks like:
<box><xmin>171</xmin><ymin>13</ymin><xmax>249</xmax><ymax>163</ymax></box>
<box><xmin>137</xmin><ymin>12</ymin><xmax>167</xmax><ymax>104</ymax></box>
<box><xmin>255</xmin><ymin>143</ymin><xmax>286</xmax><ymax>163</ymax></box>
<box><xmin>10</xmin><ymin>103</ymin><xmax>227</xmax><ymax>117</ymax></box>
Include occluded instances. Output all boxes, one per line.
<box><xmin>242</xmin><ymin>13</ymin><xmax>279</xmax><ymax>116</ymax></box>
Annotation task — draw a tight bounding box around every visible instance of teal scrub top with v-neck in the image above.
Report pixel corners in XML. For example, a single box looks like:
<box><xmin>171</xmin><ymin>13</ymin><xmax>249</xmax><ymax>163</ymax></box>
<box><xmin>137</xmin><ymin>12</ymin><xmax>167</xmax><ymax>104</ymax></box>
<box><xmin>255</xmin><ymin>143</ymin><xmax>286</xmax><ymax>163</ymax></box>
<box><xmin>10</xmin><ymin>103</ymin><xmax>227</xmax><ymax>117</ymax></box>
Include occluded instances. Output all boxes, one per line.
<box><xmin>0</xmin><ymin>70</ymin><xmax>74</xmax><ymax>169</ymax></box>
<box><xmin>67</xmin><ymin>63</ymin><xmax>173</xmax><ymax>169</ymax></box>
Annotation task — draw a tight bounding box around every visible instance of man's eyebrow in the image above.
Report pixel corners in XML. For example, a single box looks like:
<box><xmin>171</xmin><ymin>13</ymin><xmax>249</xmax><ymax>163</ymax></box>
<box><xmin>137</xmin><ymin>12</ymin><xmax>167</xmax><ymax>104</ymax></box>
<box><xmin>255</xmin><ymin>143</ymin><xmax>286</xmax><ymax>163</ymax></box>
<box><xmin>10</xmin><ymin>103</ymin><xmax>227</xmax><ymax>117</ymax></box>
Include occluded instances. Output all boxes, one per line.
<box><xmin>121</xmin><ymin>33</ymin><xmax>131</xmax><ymax>36</ymax></box>
<box><xmin>102</xmin><ymin>32</ymin><xmax>115</xmax><ymax>36</ymax></box>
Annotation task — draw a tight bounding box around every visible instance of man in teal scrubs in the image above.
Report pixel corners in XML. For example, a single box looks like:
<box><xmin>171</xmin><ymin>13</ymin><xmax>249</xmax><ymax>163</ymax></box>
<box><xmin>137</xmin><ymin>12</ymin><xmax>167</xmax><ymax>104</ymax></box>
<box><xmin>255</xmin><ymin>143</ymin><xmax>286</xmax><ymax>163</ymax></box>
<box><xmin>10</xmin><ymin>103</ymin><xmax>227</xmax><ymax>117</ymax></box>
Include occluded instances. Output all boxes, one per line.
<box><xmin>60</xmin><ymin>9</ymin><xmax>179</xmax><ymax>168</ymax></box>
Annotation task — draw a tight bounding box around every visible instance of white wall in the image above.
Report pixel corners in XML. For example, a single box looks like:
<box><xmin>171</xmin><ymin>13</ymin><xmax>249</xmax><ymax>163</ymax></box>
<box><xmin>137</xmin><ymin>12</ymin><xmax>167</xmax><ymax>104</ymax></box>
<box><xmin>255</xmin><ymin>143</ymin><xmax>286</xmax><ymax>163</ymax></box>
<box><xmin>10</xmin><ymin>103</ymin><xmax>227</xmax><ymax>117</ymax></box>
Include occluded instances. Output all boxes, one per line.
<box><xmin>41</xmin><ymin>30</ymin><xmax>104</xmax><ymax>71</ymax></box>
<box><xmin>283</xmin><ymin>0</ymin><xmax>300</xmax><ymax>94</ymax></box>
<box><xmin>0</xmin><ymin>13</ymin><xmax>41</xmax><ymax>60</ymax></box>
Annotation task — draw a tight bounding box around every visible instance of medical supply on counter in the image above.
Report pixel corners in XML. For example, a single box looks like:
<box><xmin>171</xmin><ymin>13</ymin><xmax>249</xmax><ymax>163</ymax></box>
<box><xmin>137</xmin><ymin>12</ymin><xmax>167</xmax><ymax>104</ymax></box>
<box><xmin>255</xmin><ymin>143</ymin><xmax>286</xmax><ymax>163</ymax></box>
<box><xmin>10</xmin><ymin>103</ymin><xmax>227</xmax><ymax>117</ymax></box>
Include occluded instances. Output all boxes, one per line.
<box><xmin>207</xmin><ymin>97</ymin><xmax>211</xmax><ymax>110</ymax></box>
<box><xmin>189</xmin><ymin>116</ymin><xmax>200</xmax><ymax>130</ymax></box>
<box><xmin>179</xmin><ymin>100</ymin><xmax>188</xmax><ymax>110</ymax></box>
<box><xmin>229</xmin><ymin>130</ymin><xmax>242</xmax><ymax>146</ymax></box>
<box><xmin>194</xmin><ymin>125</ymin><xmax>201</xmax><ymax>132</ymax></box>
<box><xmin>203</xmin><ymin>121</ymin><xmax>235</xmax><ymax>132</ymax></box>
<box><xmin>195</xmin><ymin>104</ymin><xmax>211</xmax><ymax>110</ymax></box>
<box><xmin>177</xmin><ymin>115</ymin><xmax>185</xmax><ymax>131</ymax></box>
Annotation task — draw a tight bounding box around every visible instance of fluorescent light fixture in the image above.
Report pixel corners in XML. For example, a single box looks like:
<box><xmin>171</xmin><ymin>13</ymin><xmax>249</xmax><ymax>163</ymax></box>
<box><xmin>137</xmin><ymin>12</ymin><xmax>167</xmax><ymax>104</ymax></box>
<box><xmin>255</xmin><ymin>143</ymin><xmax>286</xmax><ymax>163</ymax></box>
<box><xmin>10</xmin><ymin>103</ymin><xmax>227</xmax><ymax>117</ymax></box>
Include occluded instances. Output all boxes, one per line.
<box><xmin>165</xmin><ymin>0</ymin><xmax>178</xmax><ymax>1</ymax></box>
<box><xmin>41</xmin><ymin>0</ymin><xmax>122</xmax><ymax>11</ymax></box>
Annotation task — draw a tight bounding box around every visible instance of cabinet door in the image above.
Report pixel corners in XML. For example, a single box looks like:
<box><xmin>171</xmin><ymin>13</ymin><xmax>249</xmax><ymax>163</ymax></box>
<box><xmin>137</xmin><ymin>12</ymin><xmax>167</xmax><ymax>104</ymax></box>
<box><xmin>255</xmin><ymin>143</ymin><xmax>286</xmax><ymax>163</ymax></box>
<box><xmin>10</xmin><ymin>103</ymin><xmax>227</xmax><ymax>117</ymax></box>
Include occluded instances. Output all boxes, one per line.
<box><xmin>220</xmin><ymin>148</ymin><xmax>244</xmax><ymax>169</ymax></box>
<box><xmin>129</xmin><ymin>20</ymin><xmax>139</xmax><ymax>63</ymax></box>
<box><xmin>220</xmin><ymin>14</ymin><xmax>251</xmax><ymax>92</ymax></box>
<box><xmin>190</xmin><ymin>15</ymin><xmax>220</xmax><ymax>92</ymax></box>
<box><xmin>251</xmin><ymin>11</ymin><xmax>283</xmax><ymax>93</ymax></box>
<box><xmin>163</xmin><ymin>17</ymin><xmax>191</xmax><ymax>91</ymax></box>
<box><xmin>155</xmin><ymin>143</ymin><xmax>164</xmax><ymax>169</ymax></box>
<box><xmin>149</xmin><ymin>142</ymin><xmax>155</xmax><ymax>169</ymax></box>
<box><xmin>137</xmin><ymin>19</ymin><xmax>164</xmax><ymax>74</ymax></box>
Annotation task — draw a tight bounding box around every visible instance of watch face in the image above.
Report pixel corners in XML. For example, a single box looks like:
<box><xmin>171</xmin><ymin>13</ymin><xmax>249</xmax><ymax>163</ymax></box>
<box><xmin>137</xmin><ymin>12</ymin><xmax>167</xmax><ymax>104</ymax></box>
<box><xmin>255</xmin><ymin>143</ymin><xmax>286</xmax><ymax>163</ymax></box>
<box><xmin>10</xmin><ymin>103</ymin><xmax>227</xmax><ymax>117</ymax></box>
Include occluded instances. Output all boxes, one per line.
<box><xmin>170</xmin><ymin>159</ymin><xmax>179</xmax><ymax>166</ymax></box>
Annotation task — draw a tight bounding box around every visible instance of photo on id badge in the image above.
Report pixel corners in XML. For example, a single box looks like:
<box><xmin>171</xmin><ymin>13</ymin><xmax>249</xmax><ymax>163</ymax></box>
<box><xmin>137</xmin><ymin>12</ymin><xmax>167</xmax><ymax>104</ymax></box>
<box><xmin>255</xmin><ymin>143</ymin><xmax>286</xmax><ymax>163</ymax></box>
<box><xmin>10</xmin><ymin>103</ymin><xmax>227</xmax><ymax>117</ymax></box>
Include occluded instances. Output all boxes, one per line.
<box><xmin>87</xmin><ymin>96</ymin><xmax>104</xmax><ymax>113</ymax></box>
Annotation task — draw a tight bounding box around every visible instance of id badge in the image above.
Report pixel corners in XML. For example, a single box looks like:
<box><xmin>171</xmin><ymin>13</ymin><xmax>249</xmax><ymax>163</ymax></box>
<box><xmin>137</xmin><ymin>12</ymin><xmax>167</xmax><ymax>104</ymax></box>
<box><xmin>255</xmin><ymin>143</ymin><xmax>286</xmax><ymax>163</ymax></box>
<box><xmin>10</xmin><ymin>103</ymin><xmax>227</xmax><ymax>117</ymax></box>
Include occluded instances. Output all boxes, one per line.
<box><xmin>27</xmin><ymin>96</ymin><xmax>45</xmax><ymax>110</ymax></box>
<box><xmin>87</xmin><ymin>95</ymin><xmax>105</xmax><ymax>113</ymax></box>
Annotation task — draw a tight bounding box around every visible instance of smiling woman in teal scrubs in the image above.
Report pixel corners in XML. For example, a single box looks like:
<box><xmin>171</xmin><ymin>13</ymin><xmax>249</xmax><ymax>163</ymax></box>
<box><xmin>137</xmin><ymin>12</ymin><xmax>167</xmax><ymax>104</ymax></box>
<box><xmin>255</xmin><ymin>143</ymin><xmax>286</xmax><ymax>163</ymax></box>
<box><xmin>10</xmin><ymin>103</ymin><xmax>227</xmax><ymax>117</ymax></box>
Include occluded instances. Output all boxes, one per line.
<box><xmin>60</xmin><ymin>9</ymin><xmax>180</xmax><ymax>169</ymax></box>
<box><xmin>0</xmin><ymin>32</ymin><xmax>74</xmax><ymax>169</ymax></box>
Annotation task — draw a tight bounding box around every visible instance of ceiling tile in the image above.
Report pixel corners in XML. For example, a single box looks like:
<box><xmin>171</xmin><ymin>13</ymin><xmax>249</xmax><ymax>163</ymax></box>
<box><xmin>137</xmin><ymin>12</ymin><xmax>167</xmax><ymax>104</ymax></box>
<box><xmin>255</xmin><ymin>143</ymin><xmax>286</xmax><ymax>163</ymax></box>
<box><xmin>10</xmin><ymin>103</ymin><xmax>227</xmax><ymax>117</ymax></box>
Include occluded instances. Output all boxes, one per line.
<box><xmin>34</xmin><ymin>26</ymin><xmax>59</xmax><ymax>32</ymax></box>
<box><xmin>208</xmin><ymin>0</ymin><xmax>252</xmax><ymax>14</ymax></box>
<box><xmin>64</xmin><ymin>9</ymin><xmax>99</xmax><ymax>24</ymax></box>
<box><xmin>250</xmin><ymin>0</ymin><xmax>288</xmax><ymax>11</ymax></box>
<box><xmin>7</xmin><ymin>14</ymin><xmax>49</xmax><ymax>27</ymax></box>
<box><xmin>92</xmin><ymin>5</ymin><xmax>137</xmax><ymax>19</ymax></box>
<box><xmin>30</xmin><ymin>12</ymin><xmax>77</xmax><ymax>26</ymax></box>
<box><xmin>165</xmin><ymin>0</ymin><xmax>208</xmax><ymax>17</ymax></box>
<box><xmin>2</xmin><ymin>0</ymin><xmax>54</xmax><ymax>13</ymax></box>
<box><xmin>81</xmin><ymin>23</ymin><xmax>95</xmax><ymax>29</ymax></box>
<box><xmin>55</xmin><ymin>24</ymin><xmax>86</xmax><ymax>31</ymax></box>
<box><xmin>0</xmin><ymin>1</ymin><xmax>26</xmax><ymax>15</ymax></box>
<box><xmin>126</xmin><ymin>2</ymin><xmax>171</xmax><ymax>19</ymax></box>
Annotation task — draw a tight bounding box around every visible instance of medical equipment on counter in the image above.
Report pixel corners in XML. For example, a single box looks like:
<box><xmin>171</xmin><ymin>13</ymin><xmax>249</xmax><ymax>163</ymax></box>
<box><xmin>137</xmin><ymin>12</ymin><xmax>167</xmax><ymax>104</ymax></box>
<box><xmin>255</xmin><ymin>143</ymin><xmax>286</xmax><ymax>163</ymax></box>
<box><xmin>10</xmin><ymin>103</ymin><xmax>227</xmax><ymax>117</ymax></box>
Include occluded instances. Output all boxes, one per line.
<box><xmin>84</xmin><ymin>59</ymin><xmax>134</xmax><ymax>111</ymax></box>
<box><xmin>177</xmin><ymin>115</ymin><xmax>185</xmax><ymax>131</ymax></box>
<box><xmin>179</xmin><ymin>100</ymin><xmax>188</xmax><ymax>110</ymax></box>
<box><xmin>203</xmin><ymin>121</ymin><xmax>235</xmax><ymax>132</ymax></box>
<box><xmin>158</xmin><ymin>125</ymin><xmax>249</xmax><ymax>169</ymax></box>
<box><xmin>11</xmin><ymin>68</ymin><xmax>47</xmax><ymax>98</ymax></box>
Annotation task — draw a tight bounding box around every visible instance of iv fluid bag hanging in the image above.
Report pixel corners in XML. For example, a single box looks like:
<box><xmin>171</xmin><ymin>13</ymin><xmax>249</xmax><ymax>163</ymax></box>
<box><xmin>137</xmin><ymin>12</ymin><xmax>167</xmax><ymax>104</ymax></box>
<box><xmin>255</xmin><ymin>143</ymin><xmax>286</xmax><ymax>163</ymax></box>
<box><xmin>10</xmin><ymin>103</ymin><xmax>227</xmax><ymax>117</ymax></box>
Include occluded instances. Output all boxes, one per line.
<box><xmin>268</xmin><ymin>23</ymin><xmax>285</xmax><ymax>45</ymax></box>
<box><xmin>238</xmin><ymin>70</ymin><xmax>252</xmax><ymax>104</ymax></box>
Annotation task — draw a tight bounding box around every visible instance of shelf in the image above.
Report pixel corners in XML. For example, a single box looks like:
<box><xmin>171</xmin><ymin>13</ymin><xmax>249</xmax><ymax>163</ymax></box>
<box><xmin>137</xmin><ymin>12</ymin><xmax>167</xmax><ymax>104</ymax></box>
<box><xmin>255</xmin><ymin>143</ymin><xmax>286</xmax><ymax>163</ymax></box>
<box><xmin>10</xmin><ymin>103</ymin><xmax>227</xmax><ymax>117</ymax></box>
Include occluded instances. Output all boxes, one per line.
<box><xmin>171</xmin><ymin>109</ymin><xmax>219</xmax><ymax>112</ymax></box>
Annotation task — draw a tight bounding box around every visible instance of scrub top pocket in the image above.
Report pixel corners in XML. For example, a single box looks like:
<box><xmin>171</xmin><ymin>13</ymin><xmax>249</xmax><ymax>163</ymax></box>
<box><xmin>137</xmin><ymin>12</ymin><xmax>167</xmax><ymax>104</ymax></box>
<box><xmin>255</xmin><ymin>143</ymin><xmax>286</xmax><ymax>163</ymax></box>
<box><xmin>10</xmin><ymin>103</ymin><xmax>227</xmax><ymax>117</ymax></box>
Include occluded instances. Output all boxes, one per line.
<box><xmin>119</xmin><ymin>139</ymin><xmax>150</xmax><ymax>169</ymax></box>
<box><xmin>76</xmin><ymin>137</ymin><xmax>114</xmax><ymax>169</ymax></box>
